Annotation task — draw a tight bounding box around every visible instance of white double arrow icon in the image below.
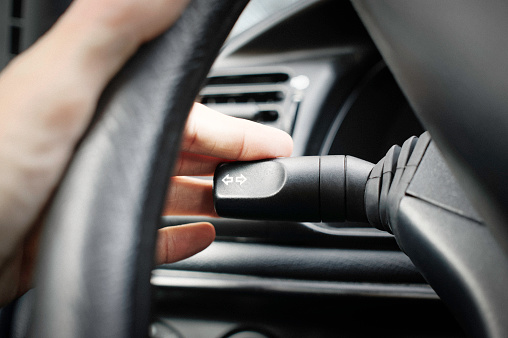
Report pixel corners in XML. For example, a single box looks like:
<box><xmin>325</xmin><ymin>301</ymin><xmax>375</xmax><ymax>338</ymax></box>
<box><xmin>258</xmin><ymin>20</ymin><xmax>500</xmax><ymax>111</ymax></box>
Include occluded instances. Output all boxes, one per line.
<box><xmin>222</xmin><ymin>174</ymin><xmax>247</xmax><ymax>186</ymax></box>
<box><xmin>236</xmin><ymin>174</ymin><xmax>247</xmax><ymax>185</ymax></box>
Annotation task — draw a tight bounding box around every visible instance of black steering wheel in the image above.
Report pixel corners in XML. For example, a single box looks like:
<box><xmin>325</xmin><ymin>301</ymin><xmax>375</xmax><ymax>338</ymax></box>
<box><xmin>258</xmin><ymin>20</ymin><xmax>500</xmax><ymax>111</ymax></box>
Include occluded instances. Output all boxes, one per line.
<box><xmin>23</xmin><ymin>1</ymin><xmax>249</xmax><ymax>336</ymax></box>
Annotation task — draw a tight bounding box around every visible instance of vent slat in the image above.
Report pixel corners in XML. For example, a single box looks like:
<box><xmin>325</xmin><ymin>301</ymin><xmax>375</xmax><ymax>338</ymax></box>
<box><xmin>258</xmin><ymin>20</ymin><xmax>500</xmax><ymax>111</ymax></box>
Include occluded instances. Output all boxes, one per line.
<box><xmin>206</xmin><ymin>73</ymin><xmax>289</xmax><ymax>86</ymax></box>
<box><xmin>11</xmin><ymin>0</ymin><xmax>22</xmax><ymax>18</ymax></box>
<box><xmin>9</xmin><ymin>26</ymin><xmax>20</xmax><ymax>55</ymax></box>
<box><xmin>200</xmin><ymin>91</ymin><xmax>284</xmax><ymax>104</ymax></box>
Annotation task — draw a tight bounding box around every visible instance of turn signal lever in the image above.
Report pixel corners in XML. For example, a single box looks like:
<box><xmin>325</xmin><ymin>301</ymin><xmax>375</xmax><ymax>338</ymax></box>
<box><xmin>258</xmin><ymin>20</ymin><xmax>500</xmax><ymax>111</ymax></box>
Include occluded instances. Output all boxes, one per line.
<box><xmin>213</xmin><ymin>156</ymin><xmax>374</xmax><ymax>222</ymax></box>
<box><xmin>213</xmin><ymin>132</ymin><xmax>431</xmax><ymax>228</ymax></box>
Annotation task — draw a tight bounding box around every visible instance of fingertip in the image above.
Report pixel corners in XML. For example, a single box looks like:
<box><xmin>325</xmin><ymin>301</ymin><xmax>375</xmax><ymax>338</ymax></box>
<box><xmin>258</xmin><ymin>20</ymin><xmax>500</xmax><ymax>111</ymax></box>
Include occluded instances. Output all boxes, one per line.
<box><xmin>243</xmin><ymin>123</ymin><xmax>294</xmax><ymax>160</ymax></box>
<box><xmin>275</xmin><ymin>129</ymin><xmax>294</xmax><ymax>158</ymax></box>
<box><xmin>184</xmin><ymin>222</ymin><xmax>216</xmax><ymax>249</ymax></box>
<box><xmin>256</xmin><ymin>125</ymin><xmax>293</xmax><ymax>159</ymax></box>
<box><xmin>155</xmin><ymin>222</ymin><xmax>215</xmax><ymax>265</ymax></box>
<box><xmin>193</xmin><ymin>221</ymin><xmax>216</xmax><ymax>240</ymax></box>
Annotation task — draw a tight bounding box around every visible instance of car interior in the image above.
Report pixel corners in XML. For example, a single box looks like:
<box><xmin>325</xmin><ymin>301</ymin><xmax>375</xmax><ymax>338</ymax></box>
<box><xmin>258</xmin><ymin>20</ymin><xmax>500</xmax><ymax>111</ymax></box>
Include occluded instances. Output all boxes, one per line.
<box><xmin>1</xmin><ymin>0</ymin><xmax>508</xmax><ymax>337</ymax></box>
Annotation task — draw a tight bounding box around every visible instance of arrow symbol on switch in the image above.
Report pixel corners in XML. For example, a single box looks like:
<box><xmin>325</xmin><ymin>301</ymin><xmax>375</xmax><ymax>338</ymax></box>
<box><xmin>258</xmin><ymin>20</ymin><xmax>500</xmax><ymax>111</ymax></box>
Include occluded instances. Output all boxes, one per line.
<box><xmin>222</xmin><ymin>174</ymin><xmax>233</xmax><ymax>185</ymax></box>
<box><xmin>236</xmin><ymin>174</ymin><xmax>247</xmax><ymax>185</ymax></box>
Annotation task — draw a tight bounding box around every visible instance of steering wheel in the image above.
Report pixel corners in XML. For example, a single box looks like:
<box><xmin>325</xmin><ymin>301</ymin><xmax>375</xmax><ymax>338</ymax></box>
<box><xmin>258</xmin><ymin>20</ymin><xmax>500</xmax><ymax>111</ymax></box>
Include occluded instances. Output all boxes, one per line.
<box><xmin>22</xmin><ymin>1</ymin><xmax>249</xmax><ymax>336</ymax></box>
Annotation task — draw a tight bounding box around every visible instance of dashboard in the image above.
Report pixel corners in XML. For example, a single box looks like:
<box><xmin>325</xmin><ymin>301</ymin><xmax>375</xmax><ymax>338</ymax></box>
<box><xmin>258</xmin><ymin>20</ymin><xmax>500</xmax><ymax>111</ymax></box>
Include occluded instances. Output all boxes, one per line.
<box><xmin>153</xmin><ymin>1</ymin><xmax>465</xmax><ymax>337</ymax></box>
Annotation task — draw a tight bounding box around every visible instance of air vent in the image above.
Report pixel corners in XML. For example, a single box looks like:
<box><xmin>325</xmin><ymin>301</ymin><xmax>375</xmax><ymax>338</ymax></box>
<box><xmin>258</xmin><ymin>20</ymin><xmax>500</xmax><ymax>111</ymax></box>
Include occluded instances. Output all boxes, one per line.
<box><xmin>198</xmin><ymin>70</ymin><xmax>300</xmax><ymax>133</ymax></box>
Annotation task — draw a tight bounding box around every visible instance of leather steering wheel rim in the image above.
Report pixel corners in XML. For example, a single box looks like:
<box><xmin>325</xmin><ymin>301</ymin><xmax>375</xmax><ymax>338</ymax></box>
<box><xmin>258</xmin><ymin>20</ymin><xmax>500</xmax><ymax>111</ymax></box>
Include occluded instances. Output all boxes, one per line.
<box><xmin>26</xmin><ymin>1</ymin><xmax>249</xmax><ymax>337</ymax></box>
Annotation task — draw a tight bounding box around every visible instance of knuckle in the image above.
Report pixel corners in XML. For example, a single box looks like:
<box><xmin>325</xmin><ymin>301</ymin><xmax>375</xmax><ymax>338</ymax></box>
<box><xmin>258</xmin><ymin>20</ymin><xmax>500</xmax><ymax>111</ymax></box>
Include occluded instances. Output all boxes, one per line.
<box><xmin>38</xmin><ymin>88</ymin><xmax>93</xmax><ymax>138</ymax></box>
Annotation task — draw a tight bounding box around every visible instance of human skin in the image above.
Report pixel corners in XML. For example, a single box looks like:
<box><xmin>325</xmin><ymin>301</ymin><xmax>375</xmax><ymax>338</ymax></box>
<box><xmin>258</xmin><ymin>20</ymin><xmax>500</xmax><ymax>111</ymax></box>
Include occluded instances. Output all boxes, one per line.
<box><xmin>0</xmin><ymin>0</ymin><xmax>293</xmax><ymax>306</ymax></box>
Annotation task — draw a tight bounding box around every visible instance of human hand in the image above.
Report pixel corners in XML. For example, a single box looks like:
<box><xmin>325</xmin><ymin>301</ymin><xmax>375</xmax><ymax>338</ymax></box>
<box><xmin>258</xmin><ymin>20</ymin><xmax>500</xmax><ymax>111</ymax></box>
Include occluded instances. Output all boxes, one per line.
<box><xmin>156</xmin><ymin>103</ymin><xmax>292</xmax><ymax>265</ymax></box>
<box><xmin>0</xmin><ymin>0</ymin><xmax>292</xmax><ymax>305</ymax></box>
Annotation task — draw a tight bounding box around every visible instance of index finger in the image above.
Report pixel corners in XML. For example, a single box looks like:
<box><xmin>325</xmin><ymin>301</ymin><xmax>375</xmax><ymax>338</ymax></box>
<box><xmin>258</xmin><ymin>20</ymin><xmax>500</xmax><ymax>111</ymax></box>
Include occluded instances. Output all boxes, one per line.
<box><xmin>181</xmin><ymin>103</ymin><xmax>293</xmax><ymax>161</ymax></box>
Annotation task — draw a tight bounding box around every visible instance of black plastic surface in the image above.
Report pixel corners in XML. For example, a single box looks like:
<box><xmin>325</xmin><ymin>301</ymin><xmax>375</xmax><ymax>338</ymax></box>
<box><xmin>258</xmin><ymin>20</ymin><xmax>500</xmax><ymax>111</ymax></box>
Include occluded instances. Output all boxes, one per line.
<box><xmin>365</xmin><ymin>132</ymin><xmax>431</xmax><ymax>233</ymax></box>
<box><xmin>407</xmin><ymin>143</ymin><xmax>483</xmax><ymax>223</ymax></box>
<box><xmin>214</xmin><ymin>157</ymin><xmax>321</xmax><ymax>221</ymax></box>
<box><xmin>352</xmin><ymin>0</ymin><xmax>508</xmax><ymax>256</ymax></box>
<box><xmin>389</xmin><ymin>136</ymin><xmax>418</xmax><ymax>202</ymax></box>
<box><xmin>345</xmin><ymin>156</ymin><xmax>374</xmax><ymax>222</ymax></box>
<box><xmin>154</xmin><ymin>288</ymin><xmax>463</xmax><ymax>338</ymax></box>
<box><xmin>162</xmin><ymin>216</ymin><xmax>399</xmax><ymax>250</ymax></box>
<box><xmin>320</xmin><ymin>156</ymin><xmax>345</xmax><ymax>221</ymax></box>
<box><xmin>369</xmin><ymin>139</ymin><xmax>508</xmax><ymax>337</ymax></box>
<box><xmin>379</xmin><ymin>145</ymin><xmax>400</xmax><ymax>225</ymax></box>
<box><xmin>364</xmin><ymin>159</ymin><xmax>383</xmax><ymax>228</ymax></box>
<box><xmin>164</xmin><ymin>241</ymin><xmax>425</xmax><ymax>284</ymax></box>
<box><xmin>396</xmin><ymin>197</ymin><xmax>508</xmax><ymax>338</ymax></box>
<box><xmin>214</xmin><ymin>156</ymin><xmax>373</xmax><ymax>222</ymax></box>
